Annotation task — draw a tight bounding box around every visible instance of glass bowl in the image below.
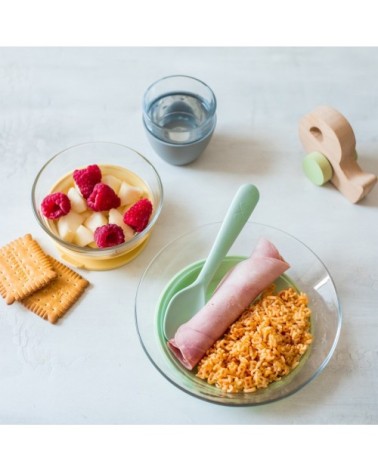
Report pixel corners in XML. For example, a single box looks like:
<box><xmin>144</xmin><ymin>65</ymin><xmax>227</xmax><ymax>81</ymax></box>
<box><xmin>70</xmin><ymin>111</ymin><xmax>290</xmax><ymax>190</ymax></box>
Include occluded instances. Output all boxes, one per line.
<box><xmin>32</xmin><ymin>142</ymin><xmax>163</xmax><ymax>270</ymax></box>
<box><xmin>135</xmin><ymin>222</ymin><xmax>342</xmax><ymax>406</ymax></box>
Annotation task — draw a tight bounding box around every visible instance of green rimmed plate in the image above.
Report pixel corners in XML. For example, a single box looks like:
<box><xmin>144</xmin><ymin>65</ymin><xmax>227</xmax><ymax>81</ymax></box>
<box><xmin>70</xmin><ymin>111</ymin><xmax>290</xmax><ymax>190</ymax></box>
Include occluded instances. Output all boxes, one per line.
<box><xmin>135</xmin><ymin>222</ymin><xmax>341</xmax><ymax>406</ymax></box>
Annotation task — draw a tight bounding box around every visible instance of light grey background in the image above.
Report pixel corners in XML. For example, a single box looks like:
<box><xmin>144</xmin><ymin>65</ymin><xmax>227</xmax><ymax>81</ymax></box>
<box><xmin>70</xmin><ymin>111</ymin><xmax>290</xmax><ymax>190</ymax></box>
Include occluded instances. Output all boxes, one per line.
<box><xmin>0</xmin><ymin>48</ymin><xmax>377</xmax><ymax>424</ymax></box>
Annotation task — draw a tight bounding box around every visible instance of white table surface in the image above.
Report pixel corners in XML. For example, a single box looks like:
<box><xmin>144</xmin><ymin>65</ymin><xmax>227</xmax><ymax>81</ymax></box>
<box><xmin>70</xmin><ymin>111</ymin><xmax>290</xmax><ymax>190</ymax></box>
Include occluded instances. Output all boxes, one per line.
<box><xmin>0</xmin><ymin>47</ymin><xmax>377</xmax><ymax>425</ymax></box>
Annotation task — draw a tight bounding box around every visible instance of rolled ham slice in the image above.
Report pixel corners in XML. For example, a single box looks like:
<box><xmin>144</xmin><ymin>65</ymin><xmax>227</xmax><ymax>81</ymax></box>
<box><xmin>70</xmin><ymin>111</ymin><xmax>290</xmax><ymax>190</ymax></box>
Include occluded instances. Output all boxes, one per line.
<box><xmin>167</xmin><ymin>238</ymin><xmax>290</xmax><ymax>370</ymax></box>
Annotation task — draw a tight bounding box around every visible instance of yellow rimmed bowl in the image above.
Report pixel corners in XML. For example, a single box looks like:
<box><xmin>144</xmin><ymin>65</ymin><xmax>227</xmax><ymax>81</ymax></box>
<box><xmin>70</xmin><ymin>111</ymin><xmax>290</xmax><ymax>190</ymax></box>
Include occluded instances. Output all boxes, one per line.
<box><xmin>32</xmin><ymin>142</ymin><xmax>163</xmax><ymax>270</ymax></box>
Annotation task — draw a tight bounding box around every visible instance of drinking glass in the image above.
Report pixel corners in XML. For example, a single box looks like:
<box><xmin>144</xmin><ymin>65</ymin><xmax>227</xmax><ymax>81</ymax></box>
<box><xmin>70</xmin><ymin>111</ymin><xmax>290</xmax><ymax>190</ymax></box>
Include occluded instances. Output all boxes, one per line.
<box><xmin>143</xmin><ymin>75</ymin><xmax>217</xmax><ymax>165</ymax></box>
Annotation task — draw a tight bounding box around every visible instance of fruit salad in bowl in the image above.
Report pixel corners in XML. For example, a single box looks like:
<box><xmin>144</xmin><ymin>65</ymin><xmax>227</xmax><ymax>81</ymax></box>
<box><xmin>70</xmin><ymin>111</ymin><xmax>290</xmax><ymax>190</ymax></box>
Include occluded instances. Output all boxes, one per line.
<box><xmin>32</xmin><ymin>142</ymin><xmax>163</xmax><ymax>270</ymax></box>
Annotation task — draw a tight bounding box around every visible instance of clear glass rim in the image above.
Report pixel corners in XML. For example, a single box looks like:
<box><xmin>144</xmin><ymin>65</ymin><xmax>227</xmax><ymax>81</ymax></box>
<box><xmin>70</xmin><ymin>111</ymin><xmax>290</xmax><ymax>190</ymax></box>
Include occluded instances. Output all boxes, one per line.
<box><xmin>31</xmin><ymin>141</ymin><xmax>164</xmax><ymax>255</ymax></box>
<box><xmin>135</xmin><ymin>221</ymin><xmax>343</xmax><ymax>406</ymax></box>
<box><xmin>142</xmin><ymin>74</ymin><xmax>217</xmax><ymax>135</ymax></box>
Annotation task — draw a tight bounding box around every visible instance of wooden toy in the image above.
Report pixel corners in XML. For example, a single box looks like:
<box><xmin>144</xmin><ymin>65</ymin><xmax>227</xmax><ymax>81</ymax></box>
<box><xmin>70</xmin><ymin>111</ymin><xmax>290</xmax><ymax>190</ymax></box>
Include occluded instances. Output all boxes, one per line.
<box><xmin>299</xmin><ymin>106</ymin><xmax>377</xmax><ymax>203</ymax></box>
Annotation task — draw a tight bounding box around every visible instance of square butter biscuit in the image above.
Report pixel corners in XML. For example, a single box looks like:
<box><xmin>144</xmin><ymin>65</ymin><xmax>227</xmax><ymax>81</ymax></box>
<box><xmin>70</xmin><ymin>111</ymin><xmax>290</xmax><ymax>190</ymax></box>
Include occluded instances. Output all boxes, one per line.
<box><xmin>21</xmin><ymin>256</ymin><xmax>89</xmax><ymax>323</ymax></box>
<box><xmin>0</xmin><ymin>234</ymin><xmax>57</xmax><ymax>305</ymax></box>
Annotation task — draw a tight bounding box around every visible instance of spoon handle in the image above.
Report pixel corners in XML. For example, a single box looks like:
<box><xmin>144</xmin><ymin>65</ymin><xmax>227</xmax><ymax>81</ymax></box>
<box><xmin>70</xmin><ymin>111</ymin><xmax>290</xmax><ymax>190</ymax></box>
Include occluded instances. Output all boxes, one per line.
<box><xmin>196</xmin><ymin>183</ymin><xmax>259</xmax><ymax>286</ymax></box>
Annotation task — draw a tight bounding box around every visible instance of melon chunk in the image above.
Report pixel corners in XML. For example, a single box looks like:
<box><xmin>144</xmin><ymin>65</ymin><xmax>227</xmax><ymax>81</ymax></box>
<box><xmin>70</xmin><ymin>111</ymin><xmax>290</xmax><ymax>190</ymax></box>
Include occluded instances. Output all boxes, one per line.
<box><xmin>73</xmin><ymin>224</ymin><xmax>94</xmax><ymax>247</ymax></box>
<box><xmin>118</xmin><ymin>182</ymin><xmax>143</xmax><ymax>206</ymax></box>
<box><xmin>84</xmin><ymin>212</ymin><xmax>107</xmax><ymax>233</ymax></box>
<box><xmin>108</xmin><ymin>208</ymin><xmax>135</xmax><ymax>241</ymax></box>
<box><xmin>102</xmin><ymin>175</ymin><xmax>122</xmax><ymax>194</ymax></box>
<box><xmin>80</xmin><ymin>210</ymin><xmax>92</xmax><ymax>221</ymax></box>
<box><xmin>67</xmin><ymin>187</ymin><xmax>87</xmax><ymax>213</ymax></box>
<box><xmin>57</xmin><ymin>211</ymin><xmax>84</xmax><ymax>243</ymax></box>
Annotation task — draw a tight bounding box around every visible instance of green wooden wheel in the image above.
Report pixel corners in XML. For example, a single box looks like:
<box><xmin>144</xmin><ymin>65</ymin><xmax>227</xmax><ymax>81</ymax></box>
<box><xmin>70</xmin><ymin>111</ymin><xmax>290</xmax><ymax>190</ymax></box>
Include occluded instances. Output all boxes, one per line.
<box><xmin>303</xmin><ymin>151</ymin><xmax>333</xmax><ymax>186</ymax></box>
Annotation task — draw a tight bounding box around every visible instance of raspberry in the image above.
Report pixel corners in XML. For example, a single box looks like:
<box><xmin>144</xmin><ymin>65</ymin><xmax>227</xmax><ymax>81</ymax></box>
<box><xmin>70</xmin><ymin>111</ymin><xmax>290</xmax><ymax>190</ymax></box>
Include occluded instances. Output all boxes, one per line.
<box><xmin>87</xmin><ymin>183</ymin><xmax>121</xmax><ymax>211</ymax></box>
<box><xmin>41</xmin><ymin>192</ymin><xmax>71</xmax><ymax>219</ymax></box>
<box><xmin>123</xmin><ymin>198</ymin><xmax>153</xmax><ymax>232</ymax></box>
<box><xmin>73</xmin><ymin>164</ymin><xmax>102</xmax><ymax>198</ymax></box>
<box><xmin>94</xmin><ymin>224</ymin><xmax>125</xmax><ymax>248</ymax></box>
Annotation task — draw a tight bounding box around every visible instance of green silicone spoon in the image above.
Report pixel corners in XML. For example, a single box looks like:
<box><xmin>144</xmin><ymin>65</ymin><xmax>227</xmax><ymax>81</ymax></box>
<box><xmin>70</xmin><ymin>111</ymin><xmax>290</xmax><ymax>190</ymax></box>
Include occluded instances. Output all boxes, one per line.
<box><xmin>163</xmin><ymin>183</ymin><xmax>260</xmax><ymax>340</ymax></box>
